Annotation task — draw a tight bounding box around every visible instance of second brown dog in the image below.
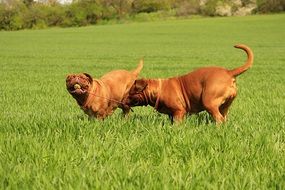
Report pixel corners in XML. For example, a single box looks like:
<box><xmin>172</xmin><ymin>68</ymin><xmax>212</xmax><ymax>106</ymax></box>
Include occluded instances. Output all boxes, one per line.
<box><xmin>124</xmin><ymin>45</ymin><xmax>253</xmax><ymax>123</ymax></box>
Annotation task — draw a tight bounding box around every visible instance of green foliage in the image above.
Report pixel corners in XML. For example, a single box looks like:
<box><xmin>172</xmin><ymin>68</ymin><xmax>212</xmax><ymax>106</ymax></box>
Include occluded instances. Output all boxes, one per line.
<box><xmin>64</xmin><ymin>3</ymin><xmax>89</xmax><ymax>26</ymax></box>
<box><xmin>132</xmin><ymin>0</ymin><xmax>171</xmax><ymax>13</ymax></box>
<box><xmin>0</xmin><ymin>5</ymin><xmax>15</xmax><ymax>30</ymax></box>
<box><xmin>0</xmin><ymin>14</ymin><xmax>285</xmax><ymax>188</ymax></box>
<box><xmin>200</xmin><ymin>0</ymin><xmax>220</xmax><ymax>16</ymax></box>
<box><xmin>0</xmin><ymin>0</ymin><xmax>285</xmax><ymax>30</ymax></box>
<box><xmin>21</xmin><ymin>4</ymin><xmax>47</xmax><ymax>29</ymax></box>
<box><xmin>255</xmin><ymin>0</ymin><xmax>285</xmax><ymax>13</ymax></box>
<box><xmin>174</xmin><ymin>0</ymin><xmax>201</xmax><ymax>16</ymax></box>
<box><xmin>0</xmin><ymin>1</ymin><xmax>26</xmax><ymax>30</ymax></box>
<box><xmin>23</xmin><ymin>0</ymin><xmax>34</xmax><ymax>7</ymax></box>
<box><xmin>44</xmin><ymin>5</ymin><xmax>65</xmax><ymax>26</ymax></box>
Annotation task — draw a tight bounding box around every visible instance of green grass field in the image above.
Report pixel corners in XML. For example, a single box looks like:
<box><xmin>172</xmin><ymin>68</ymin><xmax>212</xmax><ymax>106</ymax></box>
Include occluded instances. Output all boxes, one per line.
<box><xmin>1</xmin><ymin>14</ymin><xmax>285</xmax><ymax>189</ymax></box>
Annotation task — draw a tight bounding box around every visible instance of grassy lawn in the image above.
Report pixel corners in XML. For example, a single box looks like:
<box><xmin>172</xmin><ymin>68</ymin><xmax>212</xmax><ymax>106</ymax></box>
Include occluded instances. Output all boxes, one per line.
<box><xmin>0</xmin><ymin>14</ymin><xmax>285</xmax><ymax>189</ymax></box>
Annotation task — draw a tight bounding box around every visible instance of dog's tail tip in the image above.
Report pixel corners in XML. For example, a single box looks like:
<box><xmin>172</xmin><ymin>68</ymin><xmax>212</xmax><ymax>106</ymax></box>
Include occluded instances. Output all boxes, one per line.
<box><xmin>234</xmin><ymin>44</ymin><xmax>247</xmax><ymax>49</ymax></box>
<box><xmin>230</xmin><ymin>44</ymin><xmax>254</xmax><ymax>77</ymax></box>
<box><xmin>139</xmin><ymin>58</ymin><xmax>144</xmax><ymax>66</ymax></box>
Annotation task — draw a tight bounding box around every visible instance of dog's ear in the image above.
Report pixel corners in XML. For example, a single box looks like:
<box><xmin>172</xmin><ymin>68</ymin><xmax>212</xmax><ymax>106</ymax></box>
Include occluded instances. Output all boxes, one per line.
<box><xmin>66</xmin><ymin>74</ymin><xmax>72</xmax><ymax>82</ymax></box>
<box><xmin>83</xmin><ymin>73</ymin><xmax>93</xmax><ymax>84</ymax></box>
<box><xmin>134</xmin><ymin>79</ymin><xmax>147</xmax><ymax>92</ymax></box>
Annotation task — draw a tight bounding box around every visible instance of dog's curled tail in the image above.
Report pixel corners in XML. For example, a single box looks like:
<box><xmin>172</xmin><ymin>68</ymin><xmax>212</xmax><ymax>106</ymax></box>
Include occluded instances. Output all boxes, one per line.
<box><xmin>229</xmin><ymin>44</ymin><xmax>254</xmax><ymax>77</ymax></box>
<box><xmin>132</xmin><ymin>58</ymin><xmax>144</xmax><ymax>77</ymax></box>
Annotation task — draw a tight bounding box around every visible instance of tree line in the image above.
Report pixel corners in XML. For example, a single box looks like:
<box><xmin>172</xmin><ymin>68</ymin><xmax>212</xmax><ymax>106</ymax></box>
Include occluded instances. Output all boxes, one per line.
<box><xmin>0</xmin><ymin>0</ymin><xmax>284</xmax><ymax>30</ymax></box>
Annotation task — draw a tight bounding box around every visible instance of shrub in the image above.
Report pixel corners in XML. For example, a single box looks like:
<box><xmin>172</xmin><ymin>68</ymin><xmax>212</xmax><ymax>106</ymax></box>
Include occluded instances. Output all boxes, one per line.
<box><xmin>132</xmin><ymin>0</ymin><xmax>171</xmax><ymax>13</ymax></box>
<box><xmin>21</xmin><ymin>4</ymin><xmax>47</xmax><ymax>29</ymax></box>
<box><xmin>175</xmin><ymin>0</ymin><xmax>201</xmax><ymax>16</ymax></box>
<box><xmin>0</xmin><ymin>5</ymin><xmax>16</xmax><ymax>30</ymax></box>
<box><xmin>64</xmin><ymin>3</ymin><xmax>88</xmax><ymax>26</ymax></box>
<box><xmin>63</xmin><ymin>1</ymin><xmax>106</xmax><ymax>27</ymax></box>
<box><xmin>44</xmin><ymin>5</ymin><xmax>65</xmax><ymax>26</ymax></box>
<box><xmin>200</xmin><ymin>0</ymin><xmax>220</xmax><ymax>16</ymax></box>
<box><xmin>0</xmin><ymin>1</ymin><xmax>27</xmax><ymax>30</ymax></box>
<box><xmin>215</xmin><ymin>1</ymin><xmax>232</xmax><ymax>16</ymax></box>
<box><xmin>255</xmin><ymin>0</ymin><xmax>285</xmax><ymax>13</ymax></box>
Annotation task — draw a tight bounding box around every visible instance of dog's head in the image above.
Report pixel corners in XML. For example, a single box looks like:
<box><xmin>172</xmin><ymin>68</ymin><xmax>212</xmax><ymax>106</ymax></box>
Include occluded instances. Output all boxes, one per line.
<box><xmin>124</xmin><ymin>79</ymin><xmax>148</xmax><ymax>107</ymax></box>
<box><xmin>66</xmin><ymin>73</ymin><xmax>93</xmax><ymax>104</ymax></box>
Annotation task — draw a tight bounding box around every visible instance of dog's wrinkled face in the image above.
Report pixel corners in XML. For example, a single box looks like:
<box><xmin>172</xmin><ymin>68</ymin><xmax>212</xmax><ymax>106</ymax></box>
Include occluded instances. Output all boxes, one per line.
<box><xmin>125</xmin><ymin>79</ymin><xmax>148</xmax><ymax>107</ymax></box>
<box><xmin>66</xmin><ymin>73</ymin><xmax>93</xmax><ymax>96</ymax></box>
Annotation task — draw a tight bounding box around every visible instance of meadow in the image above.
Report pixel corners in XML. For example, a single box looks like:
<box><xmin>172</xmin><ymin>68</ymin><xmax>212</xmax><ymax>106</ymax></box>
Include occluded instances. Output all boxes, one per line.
<box><xmin>0</xmin><ymin>14</ymin><xmax>285</xmax><ymax>189</ymax></box>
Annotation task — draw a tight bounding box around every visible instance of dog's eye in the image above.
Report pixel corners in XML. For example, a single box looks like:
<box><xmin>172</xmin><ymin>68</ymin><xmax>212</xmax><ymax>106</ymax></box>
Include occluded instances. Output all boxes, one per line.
<box><xmin>133</xmin><ymin>100</ymin><xmax>139</xmax><ymax>105</ymax></box>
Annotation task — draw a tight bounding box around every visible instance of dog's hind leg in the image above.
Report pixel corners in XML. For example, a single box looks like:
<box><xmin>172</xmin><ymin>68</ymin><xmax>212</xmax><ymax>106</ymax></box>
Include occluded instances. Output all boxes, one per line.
<box><xmin>219</xmin><ymin>98</ymin><xmax>234</xmax><ymax>121</ymax></box>
<box><xmin>202</xmin><ymin>97</ymin><xmax>225</xmax><ymax>124</ymax></box>
<box><xmin>205</xmin><ymin>106</ymin><xmax>225</xmax><ymax>124</ymax></box>
<box><xmin>202</xmin><ymin>79</ymin><xmax>235</xmax><ymax>124</ymax></box>
<box><xmin>219</xmin><ymin>87</ymin><xmax>237</xmax><ymax>121</ymax></box>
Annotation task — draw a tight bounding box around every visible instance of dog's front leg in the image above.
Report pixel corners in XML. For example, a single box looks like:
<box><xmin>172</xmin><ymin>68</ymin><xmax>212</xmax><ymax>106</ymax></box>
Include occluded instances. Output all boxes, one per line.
<box><xmin>119</xmin><ymin>104</ymin><xmax>131</xmax><ymax>117</ymax></box>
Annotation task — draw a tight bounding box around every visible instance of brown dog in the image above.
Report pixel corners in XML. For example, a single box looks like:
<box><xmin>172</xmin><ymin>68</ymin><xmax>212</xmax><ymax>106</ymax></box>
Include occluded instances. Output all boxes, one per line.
<box><xmin>124</xmin><ymin>45</ymin><xmax>253</xmax><ymax>123</ymax></box>
<box><xmin>66</xmin><ymin>60</ymin><xmax>143</xmax><ymax>119</ymax></box>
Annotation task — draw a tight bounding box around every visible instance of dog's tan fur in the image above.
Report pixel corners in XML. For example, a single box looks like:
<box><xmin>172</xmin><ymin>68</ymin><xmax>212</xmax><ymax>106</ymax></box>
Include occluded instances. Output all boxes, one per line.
<box><xmin>124</xmin><ymin>45</ymin><xmax>253</xmax><ymax>123</ymax></box>
<box><xmin>66</xmin><ymin>60</ymin><xmax>143</xmax><ymax>119</ymax></box>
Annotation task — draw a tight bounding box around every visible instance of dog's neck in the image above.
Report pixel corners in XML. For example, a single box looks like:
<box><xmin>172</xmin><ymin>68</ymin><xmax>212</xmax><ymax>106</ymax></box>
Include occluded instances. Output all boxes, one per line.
<box><xmin>80</xmin><ymin>80</ymin><xmax>100</xmax><ymax>108</ymax></box>
<box><xmin>73</xmin><ymin>93</ymin><xmax>88</xmax><ymax>107</ymax></box>
<box><xmin>143</xmin><ymin>79</ymin><xmax>162</xmax><ymax>110</ymax></box>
